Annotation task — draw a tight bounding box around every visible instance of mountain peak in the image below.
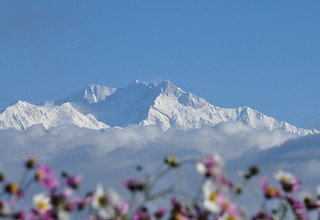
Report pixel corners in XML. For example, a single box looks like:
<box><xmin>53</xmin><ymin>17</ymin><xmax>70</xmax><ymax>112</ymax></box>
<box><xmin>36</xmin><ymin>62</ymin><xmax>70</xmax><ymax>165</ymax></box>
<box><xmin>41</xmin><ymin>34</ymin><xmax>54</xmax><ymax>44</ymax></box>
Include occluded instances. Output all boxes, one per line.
<box><xmin>1</xmin><ymin>80</ymin><xmax>317</xmax><ymax>135</ymax></box>
<box><xmin>157</xmin><ymin>80</ymin><xmax>184</xmax><ymax>96</ymax></box>
<box><xmin>55</xmin><ymin>84</ymin><xmax>117</xmax><ymax>105</ymax></box>
<box><xmin>0</xmin><ymin>101</ymin><xmax>108</xmax><ymax>130</ymax></box>
<box><xmin>11</xmin><ymin>100</ymin><xmax>32</xmax><ymax>109</ymax></box>
<box><xmin>127</xmin><ymin>80</ymin><xmax>157</xmax><ymax>88</ymax></box>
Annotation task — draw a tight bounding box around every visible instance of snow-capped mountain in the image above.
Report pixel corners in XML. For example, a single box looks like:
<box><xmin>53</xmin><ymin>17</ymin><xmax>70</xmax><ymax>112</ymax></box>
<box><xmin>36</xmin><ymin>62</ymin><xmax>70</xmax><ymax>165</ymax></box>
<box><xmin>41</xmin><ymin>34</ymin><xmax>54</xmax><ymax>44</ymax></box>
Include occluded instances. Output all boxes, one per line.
<box><xmin>60</xmin><ymin>80</ymin><xmax>316</xmax><ymax>135</ymax></box>
<box><xmin>0</xmin><ymin>80</ymin><xmax>317</xmax><ymax>135</ymax></box>
<box><xmin>0</xmin><ymin>101</ymin><xmax>108</xmax><ymax>130</ymax></box>
<box><xmin>56</xmin><ymin>84</ymin><xmax>117</xmax><ymax>105</ymax></box>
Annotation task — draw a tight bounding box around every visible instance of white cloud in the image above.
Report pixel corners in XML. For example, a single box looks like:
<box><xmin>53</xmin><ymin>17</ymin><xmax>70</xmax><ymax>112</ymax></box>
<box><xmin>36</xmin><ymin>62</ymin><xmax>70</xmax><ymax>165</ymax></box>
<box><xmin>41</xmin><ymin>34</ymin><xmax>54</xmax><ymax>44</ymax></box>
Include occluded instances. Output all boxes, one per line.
<box><xmin>0</xmin><ymin>122</ymin><xmax>296</xmax><ymax>191</ymax></box>
<box><xmin>0</xmin><ymin>123</ymin><xmax>319</xmax><ymax>216</ymax></box>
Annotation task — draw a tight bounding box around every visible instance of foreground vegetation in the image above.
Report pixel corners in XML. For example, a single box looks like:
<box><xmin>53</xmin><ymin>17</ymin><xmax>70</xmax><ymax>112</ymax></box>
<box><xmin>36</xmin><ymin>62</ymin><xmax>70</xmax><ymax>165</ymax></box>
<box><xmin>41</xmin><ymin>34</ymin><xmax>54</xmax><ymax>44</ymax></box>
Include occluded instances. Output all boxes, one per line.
<box><xmin>0</xmin><ymin>154</ymin><xmax>319</xmax><ymax>220</ymax></box>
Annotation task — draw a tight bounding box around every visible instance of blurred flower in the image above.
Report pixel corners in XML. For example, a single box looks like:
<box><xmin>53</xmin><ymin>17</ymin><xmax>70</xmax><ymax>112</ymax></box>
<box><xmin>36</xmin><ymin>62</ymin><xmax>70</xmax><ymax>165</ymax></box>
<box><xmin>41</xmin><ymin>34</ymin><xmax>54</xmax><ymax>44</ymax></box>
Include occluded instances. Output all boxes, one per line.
<box><xmin>154</xmin><ymin>207</ymin><xmax>166</xmax><ymax>219</ymax></box>
<box><xmin>260</xmin><ymin>177</ymin><xmax>282</xmax><ymax>199</ymax></box>
<box><xmin>252</xmin><ymin>211</ymin><xmax>272</xmax><ymax>220</ymax></box>
<box><xmin>274</xmin><ymin>170</ymin><xmax>301</xmax><ymax>193</ymax></box>
<box><xmin>32</xmin><ymin>192</ymin><xmax>52</xmax><ymax>214</ymax></box>
<box><xmin>239</xmin><ymin>166</ymin><xmax>259</xmax><ymax>180</ymax></box>
<box><xmin>35</xmin><ymin>164</ymin><xmax>60</xmax><ymax>190</ymax></box>
<box><xmin>25</xmin><ymin>158</ymin><xmax>36</xmax><ymax>169</ymax></box>
<box><xmin>92</xmin><ymin>183</ymin><xmax>128</xmax><ymax>219</ymax></box>
<box><xmin>220</xmin><ymin>201</ymin><xmax>240</xmax><ymax>220</ymax></box>
<box><xmin>4</xmin><ymin>182</ymin><xmax>23</xmax><ymax>198</ymax></box>
<box><xmin>64</xmin><ymin>174</ymin><xmax>82</xmax><ymax>190</ymax></box>
<box><xmin>170</xmin><ymin>198</ymin><xmax>191</xmax><ymax>220</ymax></box>
<box><xmin>202</xmin><ymin>180</ymin><xmax>222</xmax><ymax>213</ymax></box>
<box><xmin>115</xmin><ymin>201</ymin><xmax>129</xmax><ymax>216</ymax></box>
<box><xmin>303</xmin><ymin>195</ymin><xmax>319</xmax><ymax>211</ymax></box>
<box><xmin>29</xmin><ymin>209</ymin><xmax>57</xmax><ymax>220</ymax></box>
<box><xmin>164</xmin><ymin>155</ymin><xmax>180</xmax><ymax>168</ymax></box>
<box><xmin>134</xmin><ymin>207</ymin><xmax>151</xmax><ymax>220</ymax></box>
<box><xmin>197</xmin><ymin>154</ymin><xmax>223</xmax><ymax>177</ymax></box>
<box><xmin>0</xmin><ymin>173</ymin><xmax>4</xmax><ymax>182</ymax></box>
<box><xmin>13</xmin><ymin>211</ymin><xmax>26</xmax><ymax>220</ymax></box>
<box><xmin>286</xmin><ymin>196</ymin><xmax>308</xmax><ymax>220</ymax></box>
<box><xmin>58</xmin><ymin>209</ymin><xmax>70</xmax><ymax>220</ymax></box>
<box><xmin>124</xmin><ymin>179</ymin><xmax>145</xmax><ymax>193</ymax></box>
<box><xmin>0</xmin><ymin>200</ymin><xmax>11</xmax><ymax>216</ymax></box>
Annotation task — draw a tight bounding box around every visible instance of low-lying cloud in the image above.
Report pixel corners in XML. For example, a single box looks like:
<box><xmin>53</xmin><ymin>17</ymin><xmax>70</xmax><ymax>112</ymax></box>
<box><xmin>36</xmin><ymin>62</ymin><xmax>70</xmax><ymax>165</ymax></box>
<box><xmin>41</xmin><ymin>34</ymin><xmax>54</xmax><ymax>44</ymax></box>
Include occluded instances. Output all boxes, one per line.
<box><xmin>0</xmin><ymin>122</ymin><xmax>296</xmax><ymax>188</ymax></box>
<box><xmin>0</xmin><ymin>121</ymin><xmax>295</xmax><ymax>161</ymax></box>
<box><xmin>0</xmin><ymin>122</ymin><xmax>319</xmax><ymax>213</ymax></box>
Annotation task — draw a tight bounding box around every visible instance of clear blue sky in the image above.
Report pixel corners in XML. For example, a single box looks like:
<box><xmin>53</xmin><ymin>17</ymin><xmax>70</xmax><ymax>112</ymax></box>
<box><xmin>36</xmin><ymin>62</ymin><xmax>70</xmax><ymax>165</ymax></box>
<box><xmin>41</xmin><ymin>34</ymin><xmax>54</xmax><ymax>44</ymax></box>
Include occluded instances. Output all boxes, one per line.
<box><xmin>1</xmin><ymin>1</ymin><xmax>320</xmax><ymax>129</ymax></box>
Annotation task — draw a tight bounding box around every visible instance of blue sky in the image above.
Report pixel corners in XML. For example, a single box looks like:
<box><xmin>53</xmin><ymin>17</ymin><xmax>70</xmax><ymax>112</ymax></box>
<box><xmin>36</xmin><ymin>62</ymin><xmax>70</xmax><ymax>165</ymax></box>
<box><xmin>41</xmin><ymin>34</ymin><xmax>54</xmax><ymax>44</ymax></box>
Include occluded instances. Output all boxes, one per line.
<box><xmin>1</xmin><ymin>0</ymin><xmax>320</xmax><ymax>129</ymax></box>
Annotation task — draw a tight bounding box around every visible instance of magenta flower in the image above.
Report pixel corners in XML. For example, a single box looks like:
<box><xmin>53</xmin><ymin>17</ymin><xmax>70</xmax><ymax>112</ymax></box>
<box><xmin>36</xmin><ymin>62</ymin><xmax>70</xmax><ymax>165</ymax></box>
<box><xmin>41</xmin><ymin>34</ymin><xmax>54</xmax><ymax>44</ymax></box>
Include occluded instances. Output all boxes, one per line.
<box><xmin>65</xmin><ymin>200</ymin><xmax>78</xmax><ymax>212</ymax></box>
<box><xmin>287</xmin><ymin>196</ymin><xmax>309</xmax><ymax>220</ymax></box>
<box><xmin>13</xmin><ymin>211</ymin><xmax>25</xmax><ymax>220</ymax></box>
<box><xmin>36</xmin><ymin>164</ymin><xmax>60</xmax><ymax>190</ymax></box>
<box><xmin>64</xmin><ymin>174</ymin><xmax>82</xmax><ymax>189</ymax></box>
<box><xmin>260</xmin><ymin>177</ymin><xmax>282</xmax><ymax>199</ymax></box>
<box><xmin>252</xmin><ymin>211</ymin><xmax>272</xmax><ymax>220</ymax></box>
<box><xmin>154</xmin><ymin>207</ymin><xmax>166</xmax><ymax>219</ymax></box>
<box><xmin>29</xmin><ymin>209</ymin><xmax>38</xmax><ymax>220</ymax></box>
<box><xmin>133</xmin><ymin>209</ymin><xmax>151</xmax><ymax>220</ymax></box>
<box><xmin>220</xmin><ymin>201</ymin><xmax>240</xmax><ymax>219</ymax></box>
<box><xmin>170</xmin><ymin>198</ymin><xmax>191</xmax><ymax>220</ymax></box>
<box><xmin>29</xmin><ymin>209</ymin><xmax>56</xmax><ymax>220</ymax></box>
<box><xmin>123</xmin><ymin>179</ymin><xmax>145</xmax><ymax>192</ymax></box>
<box><xmin>115</xmin><ymin>201</ymin><xmax>129</xmax><ymax>215</ymax></box>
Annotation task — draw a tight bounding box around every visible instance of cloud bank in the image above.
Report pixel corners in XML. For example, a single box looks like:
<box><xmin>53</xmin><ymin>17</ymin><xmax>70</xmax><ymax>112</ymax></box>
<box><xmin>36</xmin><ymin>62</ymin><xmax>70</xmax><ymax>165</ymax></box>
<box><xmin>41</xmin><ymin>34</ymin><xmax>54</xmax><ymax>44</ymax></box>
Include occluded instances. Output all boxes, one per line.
<box><xmin>0</xmin><ymin>122</ymin><xmax>319</xmax><ymax>214</ymax></box>
<box><xmin>0</xmin><ymin>122</ymin><xmax>296</xmax><ymax>189</ymax></box>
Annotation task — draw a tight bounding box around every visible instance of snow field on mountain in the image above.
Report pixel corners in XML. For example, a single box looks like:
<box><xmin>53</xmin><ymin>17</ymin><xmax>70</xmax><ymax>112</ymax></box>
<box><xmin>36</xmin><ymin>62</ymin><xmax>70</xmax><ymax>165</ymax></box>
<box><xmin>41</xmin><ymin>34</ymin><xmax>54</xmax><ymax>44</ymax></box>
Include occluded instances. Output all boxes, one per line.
<box><xmin>0</xmin><ymin>81</ymin><xmax>317</xmax><ymax>136</ymax></box>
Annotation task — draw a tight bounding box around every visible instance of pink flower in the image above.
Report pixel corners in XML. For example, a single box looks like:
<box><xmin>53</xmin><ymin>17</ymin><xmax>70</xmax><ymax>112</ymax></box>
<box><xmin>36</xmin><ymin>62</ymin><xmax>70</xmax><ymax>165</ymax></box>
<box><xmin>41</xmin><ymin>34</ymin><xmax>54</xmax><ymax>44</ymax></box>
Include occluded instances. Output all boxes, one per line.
<box><xmin>115</xmin><ymin>201</ymin><xmax>129</xmax><ymax>215</ymax></box>
<box><xmin>29</xmin><ymin>209</ymin><xmax>56</xmax><ymax>220</ymax></box>
<box><xmin>170</xmin><ymin>198</ymin><xmax>191</xmax><ymax>220</ymax></box>
<box><xmin>29</xmin><ymin>209</ymin><xmax>38</xmax><ymax>220</ymax></box>
<box><xmin>13</xmin><ymin>211</ymin><xmax>25</xmax><ymax>220</ymax></box>
<box><xmin>64</xmin><ymin>174</ymin><xmax>82</xmax><ymax>190</ymax></box>
<box><xmin>287</xmin><ymin>196</ymin><xmax>309</xmax><ymax>220</ymax></box>
<box><xmin>36</xmin><ymin>164</ymin><xmax>60</xmax><ymax>190</ymax></box>
<box><xmin>252</xmin><ymin>211</ymin><xmax>272</xmax><ymax>220</ymax></box>
<box><xmin>123</xmin><ymin>179</ymin><xmax>145</xmax><ymax>192</ymax></box>
<box><xmin>133</xmin><ymin>209</ymin><xmax>151</xmax><ymax>220</ymax></box>
<box><xmin>260</xmin><ymin>177</ymin><xmax>282</xmax><ymax>199</ymax></box>
<box><xmin>154</xmin><ymin>207</ymin><xmax>166</xmax><ymax>219</ymax></box>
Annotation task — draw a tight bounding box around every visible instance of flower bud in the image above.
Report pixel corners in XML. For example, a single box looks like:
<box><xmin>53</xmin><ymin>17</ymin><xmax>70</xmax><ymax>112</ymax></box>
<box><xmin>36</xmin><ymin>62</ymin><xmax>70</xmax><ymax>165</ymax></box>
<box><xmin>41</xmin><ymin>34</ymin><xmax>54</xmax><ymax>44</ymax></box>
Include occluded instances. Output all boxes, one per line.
<box><xmin>25</xmin><ymin>158</ymin><xmax>36</xmax><ymax>169</ymax></box>
<box><xmin>164</xmin><ymin>155</ymin><xmax>180</xmax><ymax>168</ymax></box>
<box><xmin>5</xmin><ymin>183</ymin><xmax>20</xmax><ymax>194</ymax></box>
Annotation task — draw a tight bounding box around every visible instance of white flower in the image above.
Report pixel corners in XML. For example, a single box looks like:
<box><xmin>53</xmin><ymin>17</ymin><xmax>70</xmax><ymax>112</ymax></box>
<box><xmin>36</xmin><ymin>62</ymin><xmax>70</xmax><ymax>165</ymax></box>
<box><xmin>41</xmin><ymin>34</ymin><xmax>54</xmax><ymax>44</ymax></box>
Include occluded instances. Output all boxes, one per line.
<box><xmin>274</xmin><ymin>170</ymin><xmax>295</xmax><ymax>183</ymax></box>
<box><xmin>33</xmin><ymin>192</ymin><xmax>52</xmax><ymax>214</ymax></box>
<box><xmin>58</xmin><ymin>210</ymin><xmax>70</xmax><ymax>220</ymax></box>
<box><xmin>92</xmin><ymin>183</ymin><xmax>128</xmax><ymax>219</ymax></box>
<box><xmin>202</xmin><ymin>180</ymin><xmax>221</xmax><ymax>213</ymax></box>
<box><xmin>0</xmin><ymin>201</ymin><xmax>12</xmax><ymax>216</ymax></box>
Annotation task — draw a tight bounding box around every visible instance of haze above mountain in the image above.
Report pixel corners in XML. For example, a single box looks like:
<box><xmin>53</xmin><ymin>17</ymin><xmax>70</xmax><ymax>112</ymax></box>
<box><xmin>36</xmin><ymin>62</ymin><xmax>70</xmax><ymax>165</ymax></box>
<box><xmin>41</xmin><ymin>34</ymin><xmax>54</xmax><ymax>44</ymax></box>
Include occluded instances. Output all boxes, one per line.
<box><xmin>0</xmin><ymin>80</ymin><xmax>317</xmax><ymax>136</ymax></box>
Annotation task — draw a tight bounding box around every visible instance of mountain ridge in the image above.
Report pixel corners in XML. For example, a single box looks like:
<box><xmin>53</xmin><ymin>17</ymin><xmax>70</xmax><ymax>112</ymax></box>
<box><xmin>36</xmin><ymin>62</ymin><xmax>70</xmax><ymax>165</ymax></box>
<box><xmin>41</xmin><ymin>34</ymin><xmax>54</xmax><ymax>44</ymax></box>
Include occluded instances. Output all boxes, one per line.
<box><xmin>0</xmin><ymin>80</ymin><xmax>318</xmax><ymax>135</ymax></box>
<box><xmin>0</xmin><ymin>101</ymin><xmax>108</xmax><ymax>130</ymax></box>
